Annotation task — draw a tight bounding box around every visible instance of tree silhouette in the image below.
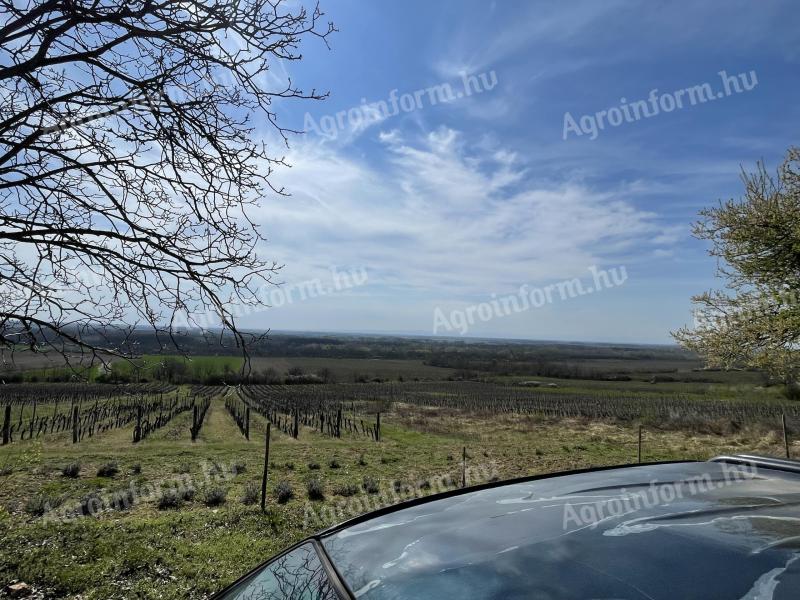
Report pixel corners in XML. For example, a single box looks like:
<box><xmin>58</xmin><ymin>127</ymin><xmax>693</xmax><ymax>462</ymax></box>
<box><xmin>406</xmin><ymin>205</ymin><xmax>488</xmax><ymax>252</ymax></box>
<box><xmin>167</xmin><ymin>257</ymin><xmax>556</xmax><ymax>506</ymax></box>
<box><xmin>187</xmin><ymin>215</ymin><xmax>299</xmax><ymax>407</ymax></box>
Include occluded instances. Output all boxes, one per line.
<box><xmin>0</xmin><ymin>0</ymin><xmax>334</xmax><ymax>369</ymax></box>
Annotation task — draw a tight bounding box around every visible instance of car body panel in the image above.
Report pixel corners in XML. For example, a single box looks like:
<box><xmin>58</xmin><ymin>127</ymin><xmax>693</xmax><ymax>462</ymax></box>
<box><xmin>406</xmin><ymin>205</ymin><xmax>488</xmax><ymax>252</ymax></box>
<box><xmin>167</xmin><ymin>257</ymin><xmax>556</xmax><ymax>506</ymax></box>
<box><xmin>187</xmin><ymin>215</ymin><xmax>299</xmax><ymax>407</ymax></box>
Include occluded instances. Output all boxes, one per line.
<box><xmin>215</xmin><ymin>458</ymin><xmax>800</xmax><ymax>600</ymax></box>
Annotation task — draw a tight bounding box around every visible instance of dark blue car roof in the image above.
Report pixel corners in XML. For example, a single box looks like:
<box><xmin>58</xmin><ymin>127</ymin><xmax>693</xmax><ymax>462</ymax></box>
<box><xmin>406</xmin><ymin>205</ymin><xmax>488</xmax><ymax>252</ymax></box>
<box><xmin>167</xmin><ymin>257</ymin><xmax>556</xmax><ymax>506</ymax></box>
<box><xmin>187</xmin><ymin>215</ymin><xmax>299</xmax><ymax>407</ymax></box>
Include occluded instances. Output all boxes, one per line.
<box><xmin>216</xmin><ymin>456</ymin><xmax>800</xmax><ymax>599</ymax></box>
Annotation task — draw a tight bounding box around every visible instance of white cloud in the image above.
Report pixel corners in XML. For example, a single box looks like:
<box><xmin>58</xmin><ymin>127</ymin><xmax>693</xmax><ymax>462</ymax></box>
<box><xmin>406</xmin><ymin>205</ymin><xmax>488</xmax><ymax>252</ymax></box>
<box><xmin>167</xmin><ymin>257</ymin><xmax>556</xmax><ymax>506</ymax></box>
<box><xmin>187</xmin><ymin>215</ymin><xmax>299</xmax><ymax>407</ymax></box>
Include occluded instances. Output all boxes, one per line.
<box><xmin>255</xmin><ymin>126</ymin><xmax>672</xmax><ymax>300</ymax></box>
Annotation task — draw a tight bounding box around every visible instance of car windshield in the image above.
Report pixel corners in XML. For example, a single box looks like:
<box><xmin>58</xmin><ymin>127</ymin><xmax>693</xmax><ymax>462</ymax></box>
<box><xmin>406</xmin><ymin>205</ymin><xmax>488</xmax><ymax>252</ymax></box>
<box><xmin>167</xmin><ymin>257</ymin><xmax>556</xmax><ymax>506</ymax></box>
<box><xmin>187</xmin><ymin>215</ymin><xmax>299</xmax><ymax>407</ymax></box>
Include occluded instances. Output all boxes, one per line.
<box><xmin>216</xmin><ymin>543</ymin><xmax>337</xmax><ymax>600</ymax></box>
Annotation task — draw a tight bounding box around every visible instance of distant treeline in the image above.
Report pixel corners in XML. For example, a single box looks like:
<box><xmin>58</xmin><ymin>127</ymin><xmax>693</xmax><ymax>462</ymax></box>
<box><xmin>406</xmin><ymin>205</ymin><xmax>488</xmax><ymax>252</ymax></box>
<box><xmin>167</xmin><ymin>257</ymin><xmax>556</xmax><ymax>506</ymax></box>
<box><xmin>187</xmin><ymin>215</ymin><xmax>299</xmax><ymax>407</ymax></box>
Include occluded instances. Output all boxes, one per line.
<box><xmin>3</xmin><ymin>330</ymin><xmax>702</xmax><ymax>384</ymax></box>
<box><xmin>430</xmin><ymin>357</ymin><xmax>626</xmax><ymax>380</ymax></box>
<box><xmin>75</xmin><ymin>329</ymin><xmax>697</xmax><ymax>362</ymax></box>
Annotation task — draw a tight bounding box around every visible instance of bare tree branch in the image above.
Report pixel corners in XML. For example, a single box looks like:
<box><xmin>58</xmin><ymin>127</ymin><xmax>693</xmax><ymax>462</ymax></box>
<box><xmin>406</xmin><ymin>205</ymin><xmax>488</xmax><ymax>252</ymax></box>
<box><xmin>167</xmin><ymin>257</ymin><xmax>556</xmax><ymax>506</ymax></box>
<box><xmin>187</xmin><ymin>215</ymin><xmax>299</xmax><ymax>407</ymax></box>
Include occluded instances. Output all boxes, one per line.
<box><xmin>0</xmin><ymin>0</ymin><xmax>335</xmax><ymax>373</ymax></box>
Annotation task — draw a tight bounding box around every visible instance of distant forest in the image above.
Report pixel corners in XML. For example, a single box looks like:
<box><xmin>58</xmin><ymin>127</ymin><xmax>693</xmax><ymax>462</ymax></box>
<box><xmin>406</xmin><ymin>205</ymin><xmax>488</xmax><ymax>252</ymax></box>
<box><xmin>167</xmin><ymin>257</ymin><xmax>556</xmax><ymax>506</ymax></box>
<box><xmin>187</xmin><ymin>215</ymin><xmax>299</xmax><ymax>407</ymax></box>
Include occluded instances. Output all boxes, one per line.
<box><xmin>91</xmin><ymin>329</ymin><xmax>695</xmax><ymax>362</ymax></box>
<box><xmin>0</xmin><ymin>329</ymin><xmax>705</xmax><ymax>384</ymax></box>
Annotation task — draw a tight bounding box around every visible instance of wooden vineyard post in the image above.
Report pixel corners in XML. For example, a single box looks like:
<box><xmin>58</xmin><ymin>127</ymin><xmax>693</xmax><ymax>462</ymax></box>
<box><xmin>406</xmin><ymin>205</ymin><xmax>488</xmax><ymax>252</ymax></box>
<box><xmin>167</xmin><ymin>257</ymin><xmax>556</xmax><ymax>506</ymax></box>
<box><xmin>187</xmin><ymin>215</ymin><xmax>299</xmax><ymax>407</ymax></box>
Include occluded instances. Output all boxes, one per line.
<box><xmin>782</xmin><ymin>414</ymin><xmax>790</xmax><ymax>459</ymax></box>
<box><xmin>133</xmin><ymin>406</ymin><xmax>142</xmax><ymax>443</ymax></box>
<box><xmin>191</xmin><ymin>405</ymin><xmax>198</xmax><ymax>441</ymax></box>
<box><xmin>461</xmin><ymin>446</ymin><xmax>467</xmax><ymax>488</ymax></box>
<box><xmin>637</xmin><ymin>426</ymin><xmax>642</xmax><ymax>463</ymax></box>
<box><xmin>245</xmin><ymin>407</ymin><xmax>250</xmax><ymax>441</ymax></box>
<box><xmin>261</xmin><ymin>423</ymin><xmax>271</xmax><ymax>512</ymax></box>
<box><xmin>376</xmin><ymin>412</ymin><xmax>381</xmax><ymax>442</ymax></box>
<box><xmin>29</xmin><ymin>401</ymin><xmax>37</xmax><ymax>439</ymax></box>
<box><xmin>2</xmin><ymin>404</ymin><xmax>10</xmax><ymax>446</ymax></box>
<box><xmin>72</xmin><ymin>405</ymin><xmax>79</xmax><ymax>444</ymax></box>
<box><xmin>336</xmin><ymin>408</ymin><xmax>342</xmax><ymax>438</ymax></box>
<box><xmin>293</xmin><ymin>408</ymin><xmax>299</xmax><ymax>439</ymax></box>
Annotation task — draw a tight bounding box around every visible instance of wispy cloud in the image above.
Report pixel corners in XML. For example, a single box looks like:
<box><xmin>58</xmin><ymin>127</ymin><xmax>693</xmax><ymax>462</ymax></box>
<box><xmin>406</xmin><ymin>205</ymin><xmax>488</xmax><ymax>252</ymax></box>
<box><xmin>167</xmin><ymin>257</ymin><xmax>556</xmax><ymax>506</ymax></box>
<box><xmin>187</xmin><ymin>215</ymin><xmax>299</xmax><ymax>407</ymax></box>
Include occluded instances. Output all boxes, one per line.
<box><xmin>434</xmin><ymin>0</ymin><xmax>800</xmax><ymax>81</ymax></box>
<box><xmin>257</xmin><ymin>126</ymin><xmax>673</xmax><ymax>299</ymax></box>
<box><xmin>433</xmin><ymin>1</ymin><xmax>626</xmax><ymax>78</ymax></box>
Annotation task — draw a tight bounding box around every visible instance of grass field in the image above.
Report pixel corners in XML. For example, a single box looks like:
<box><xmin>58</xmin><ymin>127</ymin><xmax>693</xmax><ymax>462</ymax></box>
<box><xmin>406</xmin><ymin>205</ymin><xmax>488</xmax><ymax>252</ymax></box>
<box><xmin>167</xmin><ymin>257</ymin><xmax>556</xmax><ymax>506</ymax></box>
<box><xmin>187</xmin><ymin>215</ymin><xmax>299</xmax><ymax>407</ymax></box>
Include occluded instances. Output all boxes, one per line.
<box><xmin>246</xmin><ymin>356</ymin><xmax>456</xmax><ymax>381</ymax></box>
<box><xmin>498</xmin><ymin>372</ymin><xmax>786</xmax><ymax>402</ymax></box>
<box><xmin>1</xmin><ymin>384</ymin><xmax>797</xmax><ymax>599</ymax></box>
<box><xmin>0</xmin><ymin>353</ymin><xmax>457</xmax><ymax>385</ymax></box>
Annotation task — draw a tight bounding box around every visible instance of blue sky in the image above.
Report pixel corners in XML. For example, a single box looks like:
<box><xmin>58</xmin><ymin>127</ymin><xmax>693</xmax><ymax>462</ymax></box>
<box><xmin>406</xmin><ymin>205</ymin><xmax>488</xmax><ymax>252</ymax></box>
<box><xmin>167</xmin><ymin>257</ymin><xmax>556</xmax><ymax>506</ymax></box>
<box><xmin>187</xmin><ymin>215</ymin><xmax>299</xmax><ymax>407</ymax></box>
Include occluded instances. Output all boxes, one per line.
<box><xmin>238</xmin><ymin>0</ymin><xmax>800</xmax><ymax>343</ymax></box>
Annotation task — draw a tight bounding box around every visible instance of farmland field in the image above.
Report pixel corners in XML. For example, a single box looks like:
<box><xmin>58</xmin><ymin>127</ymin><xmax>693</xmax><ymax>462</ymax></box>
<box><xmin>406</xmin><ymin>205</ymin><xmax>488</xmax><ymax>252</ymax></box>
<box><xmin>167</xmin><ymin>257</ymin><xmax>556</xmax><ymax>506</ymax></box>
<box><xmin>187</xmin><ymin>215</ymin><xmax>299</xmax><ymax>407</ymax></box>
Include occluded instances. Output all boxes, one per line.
<box><xmin>1</xmin><ymin>370</ymin><xmax>798</xmax><ymax>599</ymax></box>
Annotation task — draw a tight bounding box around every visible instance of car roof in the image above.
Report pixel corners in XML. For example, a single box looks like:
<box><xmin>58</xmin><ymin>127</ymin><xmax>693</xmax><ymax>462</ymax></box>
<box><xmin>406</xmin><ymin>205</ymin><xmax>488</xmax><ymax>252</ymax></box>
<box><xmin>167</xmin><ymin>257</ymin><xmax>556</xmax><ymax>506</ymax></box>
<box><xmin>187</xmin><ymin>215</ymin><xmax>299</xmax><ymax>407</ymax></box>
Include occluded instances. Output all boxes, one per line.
<box><xmin>215</xmin><ymin>456</ymin><xmax>800</xmax><ymax>599</ymax></box>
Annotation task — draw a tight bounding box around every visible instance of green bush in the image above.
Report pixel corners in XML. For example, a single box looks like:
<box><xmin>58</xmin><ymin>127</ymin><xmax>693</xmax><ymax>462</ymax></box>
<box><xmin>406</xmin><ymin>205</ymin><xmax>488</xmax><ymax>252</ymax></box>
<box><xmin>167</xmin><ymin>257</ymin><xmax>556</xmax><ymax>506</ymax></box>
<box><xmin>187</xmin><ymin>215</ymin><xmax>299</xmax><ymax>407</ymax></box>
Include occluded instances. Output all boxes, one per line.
<box><xmin>62</xmin><ymin>462</ymin><xmax>81</xmax><ymax>478</ymax></box>
<box><xmin>334</xmin><ymin>483</ymin><xmax>359</xmax><ymax>497</ymax></box>
<box><xmin>25</xmin><ymin>494</ymin><xmax>59</xmax><ymax>517</ymax></box>
<box><xmin>276</xmin><ymin>481</ymin><xmax>294</xmax><ymax>504</ymax></box>
<box><xmin>306</xmin><ymin>479</ymin><xmax>324</xmax><ymax>501</ymax></box>
<box><xmin>203</xmin><ymin>487</ymin><xmax>227</xmax><ymax>507</ymax></box>
<box><xmin>97</xmin><ymin>462</ymin><xmax>119</xmax><ymax>477</ymax></box>
<box><xmin>242</xmin><ymin>481</ymin><xmax>259</xmax><ymax>505</ymax></box>
<box><xmin>362</xmin><ymin>476</ymin><xmax>380</xmax><ymax>494</ymax></box>
<box><xmin>79</xmin><ymin>491</ymin><xmax>104</xmax><ymax>516</ymax></box>
<box><xmin>158</xmin><ymin>489</ymin><xmax>182</xmax><ymax>510</ymax></box>
<box><xmin>109</xmin><ymin>488</ymin><xmax>135</xmax><ymax>511</ymax></box>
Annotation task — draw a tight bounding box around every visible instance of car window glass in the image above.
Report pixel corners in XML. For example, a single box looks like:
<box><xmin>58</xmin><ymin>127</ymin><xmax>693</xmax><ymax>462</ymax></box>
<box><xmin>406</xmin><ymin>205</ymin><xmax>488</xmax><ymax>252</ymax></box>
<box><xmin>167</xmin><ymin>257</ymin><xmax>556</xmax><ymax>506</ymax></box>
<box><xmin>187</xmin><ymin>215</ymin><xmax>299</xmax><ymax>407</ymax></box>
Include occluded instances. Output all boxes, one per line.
<box><xmin>217</xmin><ymin>542</ymin><xmax>337</xmax><ymax>600</ymax></box>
